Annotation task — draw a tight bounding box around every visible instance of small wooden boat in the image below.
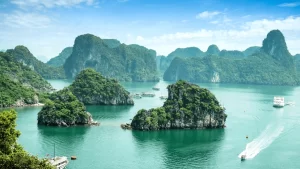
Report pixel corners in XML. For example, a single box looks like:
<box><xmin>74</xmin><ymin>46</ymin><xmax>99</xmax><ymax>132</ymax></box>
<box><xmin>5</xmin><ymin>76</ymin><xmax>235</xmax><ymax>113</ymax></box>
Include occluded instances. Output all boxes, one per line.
<box><xmin>71</xmin><ymin>156</ymin><xmax>77</xmax><ymax>160</ymax></box>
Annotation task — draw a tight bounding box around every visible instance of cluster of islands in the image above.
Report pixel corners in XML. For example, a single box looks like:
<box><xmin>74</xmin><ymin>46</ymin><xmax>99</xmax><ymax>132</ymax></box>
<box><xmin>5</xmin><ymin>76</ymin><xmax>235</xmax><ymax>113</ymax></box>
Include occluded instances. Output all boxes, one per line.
<box><xmin>1</xmin><ymin>29</ymin><xmax>300</xmax><ymax>168</ymax></box>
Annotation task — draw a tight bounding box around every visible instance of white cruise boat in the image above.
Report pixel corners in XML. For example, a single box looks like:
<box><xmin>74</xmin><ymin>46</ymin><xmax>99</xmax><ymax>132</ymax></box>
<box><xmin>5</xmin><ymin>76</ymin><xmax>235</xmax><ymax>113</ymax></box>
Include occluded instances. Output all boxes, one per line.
<box><xmin>273</xmin><ymin>96</ymin><xmax>284</xmax><ymax>108</ymax></box>
<box><xmin>48</xmin><ymin>156</ymin><xmax>69</xmax><ymax>169</ymax></box>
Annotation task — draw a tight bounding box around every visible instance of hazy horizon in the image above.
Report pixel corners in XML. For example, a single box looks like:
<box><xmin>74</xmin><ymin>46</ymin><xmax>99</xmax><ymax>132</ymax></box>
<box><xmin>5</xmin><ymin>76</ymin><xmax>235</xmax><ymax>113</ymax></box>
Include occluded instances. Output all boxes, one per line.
<box><xmin>1</xmin><ymin>0</ymin><xmax>300</xmax><ymax>62</ymax></box>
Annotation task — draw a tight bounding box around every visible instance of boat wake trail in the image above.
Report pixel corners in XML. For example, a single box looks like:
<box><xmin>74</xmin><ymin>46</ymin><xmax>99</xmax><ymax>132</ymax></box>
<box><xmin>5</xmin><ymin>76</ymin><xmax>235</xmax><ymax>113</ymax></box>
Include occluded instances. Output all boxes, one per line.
<box><xmin>238</xmin><ymin>124</ymin><xmax>284</xmax><ymax>159</ymax></box>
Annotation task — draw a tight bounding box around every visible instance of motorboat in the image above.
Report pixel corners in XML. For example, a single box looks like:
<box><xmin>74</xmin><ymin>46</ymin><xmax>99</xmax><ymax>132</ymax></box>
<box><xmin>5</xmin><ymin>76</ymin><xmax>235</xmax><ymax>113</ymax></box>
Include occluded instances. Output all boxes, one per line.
<box><xmin>273</xmin><ymin>96</ymin><xmax>284</xmax><ymax>108</ymax></box>
<box><xmin>241</xmin><ymin>154</ymin><xmax>246</xmax><ymax>161</ymax></box>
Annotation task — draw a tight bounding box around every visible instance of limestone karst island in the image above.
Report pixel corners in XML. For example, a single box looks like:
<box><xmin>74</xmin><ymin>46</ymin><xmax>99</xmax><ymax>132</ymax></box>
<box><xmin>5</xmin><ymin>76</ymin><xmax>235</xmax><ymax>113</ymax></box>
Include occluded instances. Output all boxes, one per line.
<box><xmin>1</xmin><ymin>0</ymin><xmax>300</xmax><ymax>168</ymax></box>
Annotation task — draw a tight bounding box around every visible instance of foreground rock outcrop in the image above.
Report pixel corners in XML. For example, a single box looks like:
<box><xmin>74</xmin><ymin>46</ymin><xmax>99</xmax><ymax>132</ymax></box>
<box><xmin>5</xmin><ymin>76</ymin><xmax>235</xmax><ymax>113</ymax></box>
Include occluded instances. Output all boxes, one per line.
<box><xmin>131</xmin><ymin>80</ymin><xmax>227</xmax><ymax>130</ymax></box>
<box><xmin>69</xmin><ymin>68</ymin><xmax>134</xmax><ymax>105</ymax></box>
<box><xmin>38</xmin><ymin>88</ymin><xmax>96</xmax><ymax>126</ymax></box>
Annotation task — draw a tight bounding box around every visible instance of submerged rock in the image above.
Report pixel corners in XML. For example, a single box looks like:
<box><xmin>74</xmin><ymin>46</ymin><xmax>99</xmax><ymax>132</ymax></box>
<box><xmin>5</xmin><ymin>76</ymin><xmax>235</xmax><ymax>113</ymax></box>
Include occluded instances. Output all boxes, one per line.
<box><xmin>131</xmin><ymin>80</ymin><xmax>227</xmax><ymax>130</ymax></box>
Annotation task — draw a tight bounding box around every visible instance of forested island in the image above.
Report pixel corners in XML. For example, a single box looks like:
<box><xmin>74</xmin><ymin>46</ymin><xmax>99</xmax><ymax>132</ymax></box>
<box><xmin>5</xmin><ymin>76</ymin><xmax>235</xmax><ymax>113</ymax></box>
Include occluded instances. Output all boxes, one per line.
<box><xmin>69</xmin><ymin>68</ymin><xmax>134</xmax><ymax>105</ymax></box>
<box><xmin>37</xmin><ymin>88</ymin><xmax>96</xmax><ymax>126</ymax></box>
<box><xmin>64</xmin><ymin>34</ymin><xmax>159</xmax><ymax>82</ymax></box>
<box><xmin>37</xmin><ymin>68</ymin><xmax>134</xmax><ymax>126</ymax></box>
<box><xmin>130</xmin><ymin>80</ymin><xmax>227</xmax><ymax>130</ymax></box>
<box><xmin>163</xmin><ymin>30</ymin><xmax>299</xmax><ymax>85</ymax></box>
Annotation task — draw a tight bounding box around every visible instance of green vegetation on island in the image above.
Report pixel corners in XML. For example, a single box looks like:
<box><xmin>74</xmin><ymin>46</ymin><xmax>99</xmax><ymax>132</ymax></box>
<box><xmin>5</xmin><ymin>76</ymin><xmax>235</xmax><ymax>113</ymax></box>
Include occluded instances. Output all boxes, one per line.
<box><xmin>0</xmin><ymin>51</ymin><xmax>53</xmax><ymax>92</ymax></box>
<box><xmin>206</xmin><ymin>44</ymin><xmax>220</xmax><ymax>55</ymax></box>
<box><xmin>69</xmin><ymin>68</ymin><xmax>134</xmax><ymax>105</ymax></box>
<box><xmin>0</xmin><ymin>51</ymin><xmax>53</xmax><ymax>107</ymax></box>
<box><xmin>243</xmin><ymin>46</ymin><xmax>260</xmax><ymax>56</ymax></box>
<box><xmin>0</xmin><ymin>109</ymin><xmax>54</xmax><ymax>169</ymax></box>
<box><xmin>102</xmin><ymin>39</ymin><xmax>121</xmax><ymax>48</ymax></box>
<box><xmin>38</xmin><ymin>88</ymin><xmax>93</xmax><ymax>126</ymax></box>
<box><xmin>131</xmin><ymin>80</ymin><xmax>227</xmax><ymax>130</ymax></box>
<box><xmin>159</xmin><ymin>47</ymin><xmax>205</xmax><ymax>72</ymax></box>
<box><xmin>159</xmin><ymin>45</ymin><xmax>261</xmax><ymax>72</ymax></box>
<box><xmin>163</xmin><ymin>30</ymin><xmax>299</xmax><ymax>85</ymax></box>
<box><xmin>64</xmin><ymin>34</ymin><xmax>159</xmax><ymax>82</ymax></box>
<box><xmin>7</xmin><ymin>46</ymin><xmax>66</xmax><ymax>79</ymax></box>
<box><xmin>46</xmin><ymin>47</ymin><xmax>73</xmax><ymax>67</ymax></box>
<box><xmin>0</xmin><ymin>74</ymin><xmax>37</xmax><ymax>108</ymax></box>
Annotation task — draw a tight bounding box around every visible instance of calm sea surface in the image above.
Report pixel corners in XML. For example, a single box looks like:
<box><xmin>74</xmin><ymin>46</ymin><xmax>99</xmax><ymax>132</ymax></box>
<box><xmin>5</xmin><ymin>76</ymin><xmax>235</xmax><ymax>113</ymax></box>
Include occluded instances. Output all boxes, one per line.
<box><xmin>15</xmin><ymin>80</ymin><xmax>300</xmax><ymax>169</ymax></box>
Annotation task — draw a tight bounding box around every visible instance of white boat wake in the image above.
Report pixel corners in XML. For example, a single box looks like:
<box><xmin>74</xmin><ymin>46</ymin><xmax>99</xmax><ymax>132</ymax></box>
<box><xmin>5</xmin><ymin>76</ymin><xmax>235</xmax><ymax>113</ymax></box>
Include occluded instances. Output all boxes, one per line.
<box><xmin>238</xmin><ymin>124</ymin><xmax>284</xmax><ymax>159</ymax></box>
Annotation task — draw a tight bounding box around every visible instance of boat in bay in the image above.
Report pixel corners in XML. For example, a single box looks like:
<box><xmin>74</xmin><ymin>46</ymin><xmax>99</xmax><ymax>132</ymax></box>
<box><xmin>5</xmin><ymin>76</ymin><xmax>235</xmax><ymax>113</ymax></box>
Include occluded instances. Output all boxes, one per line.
<box><xmin>159</xmin><ymin>96</ymin><xmax>168</xmax><ymax>100</ymax></box>
<box><xmin>141</xmin><ymin>92</ymin><xmax>155</xmax><ymax>97</ymax></box>
<box><xmin>273</xmin><ymin>96</ymin><xmax>284</xmax><ymax>108</ymax></box>
<box><xmin>152</xmin><ymin>87</ymin><xmax>160</xmax><ymax>91</ymax></box>
<box><xmin>48</xmin><ymin>156</ymin><xmax>69</xmax><ymax>169</ymax></box>
<box><xmin>132</xmin><ymin>94</ymin><xmax>142</xmax><ymax>99</ymax></box>
<box><xmin>47</xmin><ymin>144</ymin><xmax>69</xmax><ymax>169</ymax></box>
<box><xmin>241</xmin><ymin>154</ymin><xmax>246</xmax><ymax>161</ymax></box>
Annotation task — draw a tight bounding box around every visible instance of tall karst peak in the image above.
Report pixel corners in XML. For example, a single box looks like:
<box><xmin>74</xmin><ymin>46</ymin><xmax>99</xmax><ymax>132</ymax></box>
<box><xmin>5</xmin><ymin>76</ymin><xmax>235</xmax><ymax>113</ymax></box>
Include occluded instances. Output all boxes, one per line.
<box><xmin>206</xmin><ymin>44</ymin><xmax>220</xmax><ymax>55</ymax></box>
<box><xmin>262</xmin><ymin>30</ymin><xmax>293</xmax><ymax>67</ymax></box>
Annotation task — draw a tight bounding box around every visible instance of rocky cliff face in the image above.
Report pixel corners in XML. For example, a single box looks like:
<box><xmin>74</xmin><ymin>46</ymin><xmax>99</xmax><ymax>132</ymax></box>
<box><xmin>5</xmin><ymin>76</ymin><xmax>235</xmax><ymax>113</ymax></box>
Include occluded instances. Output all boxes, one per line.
<box><xmin>64</xmin><ymin>34</ymin><xmax>158</xmax><ymax>82</ymax></box>
<box><xmin>262</xmin><ymin>30</ymin><xmax>294</xmax><ymax>68</ymax></box>
<box><xmin>131</xmin><ymin>80</ymin><xmax>227</xmax><ymax>130</ymax></box>
<box><xmin>69</xmin><ymin>68</ymin><xmax>134</xmax><ymax>105</ymax></box>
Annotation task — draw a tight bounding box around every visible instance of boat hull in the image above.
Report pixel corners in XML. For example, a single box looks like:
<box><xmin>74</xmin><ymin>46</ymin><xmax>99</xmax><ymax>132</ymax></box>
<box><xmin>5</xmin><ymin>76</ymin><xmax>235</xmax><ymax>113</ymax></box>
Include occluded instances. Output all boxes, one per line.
<box><xmin>273</xmin><ymin>104</ymin><xmax>284</xmax><ymax>108</ymax></box>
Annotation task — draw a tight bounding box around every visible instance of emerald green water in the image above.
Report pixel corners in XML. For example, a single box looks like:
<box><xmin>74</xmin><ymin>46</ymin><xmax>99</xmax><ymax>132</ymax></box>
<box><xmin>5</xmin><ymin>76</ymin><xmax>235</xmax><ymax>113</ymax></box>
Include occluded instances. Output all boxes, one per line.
<box><xmin>15</xmin><ymin>80</ymin><xmax>300</xmax><ymax>169</ymax></box>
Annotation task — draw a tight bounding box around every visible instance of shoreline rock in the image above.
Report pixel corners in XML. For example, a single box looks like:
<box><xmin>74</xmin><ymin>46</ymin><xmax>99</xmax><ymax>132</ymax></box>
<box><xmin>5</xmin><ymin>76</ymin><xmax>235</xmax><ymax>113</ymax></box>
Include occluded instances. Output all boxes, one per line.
<box><xmin>121</xmin><ymin>123</ymin><xmax>132</xmax><ymax>130</ymax></box>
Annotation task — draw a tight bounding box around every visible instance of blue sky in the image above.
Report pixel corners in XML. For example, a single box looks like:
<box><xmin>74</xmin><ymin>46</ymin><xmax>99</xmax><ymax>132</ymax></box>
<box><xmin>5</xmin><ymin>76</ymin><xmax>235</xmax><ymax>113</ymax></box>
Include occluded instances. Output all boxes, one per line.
<box><xmin>1</xmin><ymin>0</ymin><xmax>300</xmax><ymax>61</ymax></box>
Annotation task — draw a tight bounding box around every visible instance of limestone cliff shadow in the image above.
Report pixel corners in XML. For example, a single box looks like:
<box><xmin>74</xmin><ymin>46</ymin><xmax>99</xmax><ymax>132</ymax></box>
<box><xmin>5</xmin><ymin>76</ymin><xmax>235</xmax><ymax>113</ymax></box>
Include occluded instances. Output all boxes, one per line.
<box><xmin>86</xmin><ymin>105</ymin><xmax>133</xmax><ymax>120</ymax></box>
<box><xmin>131</xmin><ymin>129</ymin><xmax>225</xmax><ymax>169</ymax></box>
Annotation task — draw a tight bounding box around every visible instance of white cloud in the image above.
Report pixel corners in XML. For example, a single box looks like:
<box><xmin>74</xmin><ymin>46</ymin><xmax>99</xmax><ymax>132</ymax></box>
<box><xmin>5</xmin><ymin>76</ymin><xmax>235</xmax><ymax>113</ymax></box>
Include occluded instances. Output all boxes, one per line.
<box><xmin>210</xmin><ymin>20</ymin><xmax>219</xmax><ymax>24</ymax></box>
<box><xmin>2</xmin><ymin>11</ymin><xmax>51</xmax><ymax>28</ymax></box>
<box><xmin>133</xmin><ymin>16</ymin><xmax>300</xmax><ymax>55</ymax></box>
<box><xmin>278</xmin><ymin>2</ymin><xmax>300</xmax><ymax>7</ymax></box>
<box><xmin>136</xmin><ymin>36</ymin><xmax>144</xmax><ymax>41</ymax></box>
<box><xmin>11</xmin><ymin>0</ymin><xmax>95</xmax><ymax>8</ymax></box>
<box><xmin>196</xmin><ymin>11</ymin><xmax>220</xmax><ymax>19</ymax></box>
